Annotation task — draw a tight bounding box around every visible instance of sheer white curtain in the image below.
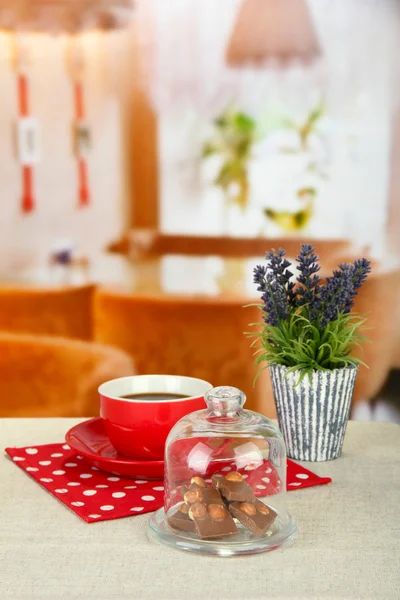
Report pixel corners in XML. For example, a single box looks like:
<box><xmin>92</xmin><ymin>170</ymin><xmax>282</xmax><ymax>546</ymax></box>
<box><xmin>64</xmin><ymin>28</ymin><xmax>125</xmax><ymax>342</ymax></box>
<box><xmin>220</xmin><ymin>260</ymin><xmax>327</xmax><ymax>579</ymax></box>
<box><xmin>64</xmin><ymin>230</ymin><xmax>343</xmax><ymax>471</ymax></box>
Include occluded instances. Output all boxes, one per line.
<box><xmin>137</xmin><ymin>0</ymin><xmax>400</xmax><ymax>117</ymax></box>
<box><xmin>135</xmin><ymin>0</ymin><xmax>400</xmax><ymax>252</ymax></box>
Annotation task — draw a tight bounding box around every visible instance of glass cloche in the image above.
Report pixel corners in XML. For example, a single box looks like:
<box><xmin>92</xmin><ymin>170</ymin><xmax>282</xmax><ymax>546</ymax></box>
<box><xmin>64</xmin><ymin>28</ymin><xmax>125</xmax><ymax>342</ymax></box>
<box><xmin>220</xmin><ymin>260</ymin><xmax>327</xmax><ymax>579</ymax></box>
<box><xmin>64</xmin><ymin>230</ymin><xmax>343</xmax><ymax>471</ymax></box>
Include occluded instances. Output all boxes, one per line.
<box><xmin>148</xmin><ymin>386</ymin><xmax>296</xmax><ymax>556</ymax></box>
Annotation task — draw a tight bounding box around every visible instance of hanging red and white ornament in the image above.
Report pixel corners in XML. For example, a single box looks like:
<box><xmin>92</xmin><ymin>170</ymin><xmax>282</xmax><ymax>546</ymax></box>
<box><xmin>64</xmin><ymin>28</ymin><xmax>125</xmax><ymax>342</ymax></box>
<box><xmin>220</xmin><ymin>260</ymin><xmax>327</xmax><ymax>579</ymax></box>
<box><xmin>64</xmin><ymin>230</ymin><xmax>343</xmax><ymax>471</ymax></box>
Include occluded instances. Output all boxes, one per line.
<box><xmin>12</xmin><ymin>35</ymin><xmax>41</xmax><ymax>214</ymax></box>
<box><xmin>67</xmin><ymin>36</ymin><xmax>91</xmax><ymax>208</ymax></box>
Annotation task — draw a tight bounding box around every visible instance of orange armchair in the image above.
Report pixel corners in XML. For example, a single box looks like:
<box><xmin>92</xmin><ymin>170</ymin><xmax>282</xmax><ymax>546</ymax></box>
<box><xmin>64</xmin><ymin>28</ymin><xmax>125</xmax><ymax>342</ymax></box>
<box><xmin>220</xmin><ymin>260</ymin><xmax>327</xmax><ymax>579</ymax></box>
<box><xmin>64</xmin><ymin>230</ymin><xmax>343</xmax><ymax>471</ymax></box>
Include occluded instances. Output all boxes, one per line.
<box><xmin>352</xmin><ymin>264</ymin><xmax>400</xmax><ymax>404</ymax></box>
<box><xmin>93</xmin><ymin>290</ymin><xmax>271</xmax><ymax>413</ymax></box>
<box><xmin>0</xmin><ymin>333</ymin><xmax>134</xmax><ymax>417</ymax></box>
<box><xmin>0</xmin><ymin>284</ymin><xmax>95</xmax><ymax>340</ymax></box>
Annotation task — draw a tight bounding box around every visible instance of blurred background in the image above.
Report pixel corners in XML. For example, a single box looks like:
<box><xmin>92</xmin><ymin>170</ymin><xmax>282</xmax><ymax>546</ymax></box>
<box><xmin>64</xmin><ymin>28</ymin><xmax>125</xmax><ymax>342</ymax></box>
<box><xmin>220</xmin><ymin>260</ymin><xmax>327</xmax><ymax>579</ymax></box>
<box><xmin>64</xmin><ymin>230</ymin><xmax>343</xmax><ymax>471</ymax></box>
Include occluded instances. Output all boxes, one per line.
<box><xmin>0</xmin><ymin>0</ymin><xmax>399</xmax><ymax>422</ymax></box>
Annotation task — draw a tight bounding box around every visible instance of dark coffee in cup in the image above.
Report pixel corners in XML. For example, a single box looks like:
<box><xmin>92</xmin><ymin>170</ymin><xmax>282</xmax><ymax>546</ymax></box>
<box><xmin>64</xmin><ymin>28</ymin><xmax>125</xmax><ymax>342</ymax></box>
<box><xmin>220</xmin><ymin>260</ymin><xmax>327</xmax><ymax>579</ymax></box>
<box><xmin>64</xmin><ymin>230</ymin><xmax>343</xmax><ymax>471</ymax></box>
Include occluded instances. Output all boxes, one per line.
<box><xmin>119</xmin><ymin>392</ymin><xmax>189</xmax><ymax>401</ymax></box>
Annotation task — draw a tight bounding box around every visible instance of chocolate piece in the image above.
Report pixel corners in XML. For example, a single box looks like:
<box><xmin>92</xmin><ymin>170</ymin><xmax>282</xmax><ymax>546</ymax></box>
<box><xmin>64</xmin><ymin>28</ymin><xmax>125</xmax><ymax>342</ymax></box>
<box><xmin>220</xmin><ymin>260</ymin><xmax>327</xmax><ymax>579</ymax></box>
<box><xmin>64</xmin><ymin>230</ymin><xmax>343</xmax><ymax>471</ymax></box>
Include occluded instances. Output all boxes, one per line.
<box><xmin>168</xmin><ymin>503</ymin><xmax>196</xmax><ymax>534</ymax></box>
<box><xmin>183</xmin><ymin>482</ymin><xmax>221</xmax><ymax>506</ymax></box>
<box><xmin>187</xmin><ymin>487</ymin><xmax>238</xmax><ymax>539</ymax></box>
<box><xmin>229</xmin><ymin>500</ymin><xmax>277</xmax><ymax>537</ymax></box>
<box><xmin>212</xmin><ymin>471</ymin><xmax>255</xmax><ymax>503</ymax></box>
<box><xmin>190</xmin><ymin>476</ymin><xmax>207</xmax><ymax>487</ymax></box>
<box><xmin>189</xmin><ymin>501</ymin><xmax>207</xmax><ymax>519</ymax></box>
<box><xmin>183</xmin><ymin>485</ymin><xmax>204</xmax><ymax>505</ymax></box>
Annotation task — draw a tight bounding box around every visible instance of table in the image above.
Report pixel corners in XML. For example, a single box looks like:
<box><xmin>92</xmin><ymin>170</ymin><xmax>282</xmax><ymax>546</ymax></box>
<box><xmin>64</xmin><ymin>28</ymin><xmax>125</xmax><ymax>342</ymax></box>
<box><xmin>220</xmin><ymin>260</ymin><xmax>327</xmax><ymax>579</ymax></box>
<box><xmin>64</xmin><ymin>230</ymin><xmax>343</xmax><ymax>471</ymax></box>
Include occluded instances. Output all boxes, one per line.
<box><xmin>1</xmin><ymin>419</ymin><xmax>399</xmax><ymax>600</ymax></box>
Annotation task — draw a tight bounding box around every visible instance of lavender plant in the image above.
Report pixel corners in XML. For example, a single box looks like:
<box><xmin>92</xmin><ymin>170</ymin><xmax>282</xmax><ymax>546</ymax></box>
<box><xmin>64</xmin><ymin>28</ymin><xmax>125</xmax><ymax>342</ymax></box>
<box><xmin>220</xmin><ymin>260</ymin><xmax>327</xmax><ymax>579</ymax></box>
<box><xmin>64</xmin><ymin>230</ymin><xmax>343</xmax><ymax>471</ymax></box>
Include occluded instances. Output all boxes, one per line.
<box><xmin>250</xmin><ymin>245</ymin><xmax>371</xmax><ymax>382</ymax></box>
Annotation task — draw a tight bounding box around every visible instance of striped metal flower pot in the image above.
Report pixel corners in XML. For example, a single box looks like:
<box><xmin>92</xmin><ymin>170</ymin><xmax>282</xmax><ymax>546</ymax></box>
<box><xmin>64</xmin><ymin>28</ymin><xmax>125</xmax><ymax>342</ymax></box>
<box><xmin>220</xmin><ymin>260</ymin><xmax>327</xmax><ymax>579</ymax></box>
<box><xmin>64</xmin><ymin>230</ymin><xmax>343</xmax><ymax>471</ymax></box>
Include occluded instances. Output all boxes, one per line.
<box><xmin>269</xmin><ymin>364</ymin><xmax>358</xmax><ymax>461</ymax></box>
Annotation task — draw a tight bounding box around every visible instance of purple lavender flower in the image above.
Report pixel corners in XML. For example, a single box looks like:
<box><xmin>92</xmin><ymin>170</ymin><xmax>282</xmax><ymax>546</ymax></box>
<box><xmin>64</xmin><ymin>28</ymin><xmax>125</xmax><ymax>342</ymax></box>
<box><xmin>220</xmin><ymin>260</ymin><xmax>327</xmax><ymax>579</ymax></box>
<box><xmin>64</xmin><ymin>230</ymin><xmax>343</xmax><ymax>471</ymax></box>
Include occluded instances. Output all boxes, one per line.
<box><xmin>296</xmin><ymin>244</ymin><xmax>320</xmax><ymax>294</ymax></box>
<box><xmin>253</xmin><ymin>244</ymin><xmax>371</xmax><ymax>330</ymax></box>
<box><xmin>261</xmin><ymin>276</ymin><xmax>290</xmax><ymax>326</ymax></box>
<box><xmin>253</xmin><ymin>249</ymin><xmax>293</xmax><ymax>326</ymax></box>
<box><xmin>253</xmin><ymin>264</ymin><xmax>268</xmax><ymax>292</ymax></box>
<box><xmin>264</xmin><ymin>248</ymin><xmax>296</xmax><ymax>302</ymax></box>
<box><xmin>319</xmin><ymin>258</ymin><xmax>372</xmax><ymax>326</ymax></box>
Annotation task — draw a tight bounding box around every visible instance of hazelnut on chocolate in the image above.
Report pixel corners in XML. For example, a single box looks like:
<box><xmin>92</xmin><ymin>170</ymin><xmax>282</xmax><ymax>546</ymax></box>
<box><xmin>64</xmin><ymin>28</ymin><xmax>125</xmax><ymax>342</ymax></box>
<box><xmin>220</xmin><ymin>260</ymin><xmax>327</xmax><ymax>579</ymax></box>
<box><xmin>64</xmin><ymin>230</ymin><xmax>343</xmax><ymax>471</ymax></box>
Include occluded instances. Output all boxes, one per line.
<box><xmin>257</xmin><ymin>503</ymin><xmax>270</xmax><ymax>515</ymax></box>
<box><xmin>184</xmin><ymin>488</ymin><xmax>203</xmax><ymax>504</ymax></box>
<box><xmin>190</xmin><ymin>476</ymin><xmax>206</xmax><ymax>487</ymax></box>
<box><xmin>208</xmin><ymin>504</ymin><xmax>227</xmax><ymax>521</ymax></box>
<box><xmin>225</xmin><ymin>471</ymin><xmax>243</xmax><ymax>482</ymax></box>
<box><xmin>189</xmin><ymin>502</ymin><xmax>207</xmax><ymax>520</ymax></box>
<box><xmin>179</xmin><ymin>503</ymin><xmax>189</xmax><ymax>514</ymax></box>
<box><xmin>239</xmin><ymin>502</ymin><xmax>257</xmax><ymax>516</ymax></box>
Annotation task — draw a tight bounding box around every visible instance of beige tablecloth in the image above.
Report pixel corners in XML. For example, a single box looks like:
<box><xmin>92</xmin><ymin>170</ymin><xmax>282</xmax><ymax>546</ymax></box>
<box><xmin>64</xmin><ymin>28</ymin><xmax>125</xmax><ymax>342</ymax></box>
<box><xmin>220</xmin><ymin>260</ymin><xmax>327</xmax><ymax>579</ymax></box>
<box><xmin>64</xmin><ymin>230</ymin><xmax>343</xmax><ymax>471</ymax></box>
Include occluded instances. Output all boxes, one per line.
<box><xmin>0</xmin><ymin>419</ymin><xmax>399</xmax><ymax>600</ymax></box>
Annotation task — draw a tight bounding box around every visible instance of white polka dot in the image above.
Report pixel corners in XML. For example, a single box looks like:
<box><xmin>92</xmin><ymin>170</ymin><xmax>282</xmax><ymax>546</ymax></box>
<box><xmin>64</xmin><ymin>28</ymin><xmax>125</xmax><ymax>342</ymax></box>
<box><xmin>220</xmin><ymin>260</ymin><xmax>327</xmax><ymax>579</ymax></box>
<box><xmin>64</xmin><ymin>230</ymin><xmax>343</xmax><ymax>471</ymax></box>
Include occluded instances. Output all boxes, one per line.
<box><xmin>89</xmin><ymin>514</ymin><xmax>101</xmax><ymax>519</ymax></box>
<box><xmin>40</xmin><ymin>478</ymin><xmax>53</xmax><ymax>483</ymax></box>
<box><xmin>296</xmin><ymin>473</ymin><xmax>309</xmax><ymax>480</ymax></box>
<box><xmin>100</xmin><ymin>505</ymin><xmax>114</xmax><ymax>511</ymax></box>
<box><xmin>76</xmin><ymin>455</ymin><xmax>83</xmax><ymax>460</ymax></box>
<box><xmin>39</xmin><ymin>461</ymin><xmax>51</xmax><ymax>466</ymax></box>
<box><xmin>205</xmin><ymin>479</ymin><xmax>212</xmax><ymax>483</ymax></box>
<box><xmin>221</xmin><ymin>466</ymin><xmax>231</xmax><ymax>472</ymax></box>
<box><xmin>67</xmin><ymin>482</ymin><xmax>80</xmax><ymax>487</ymax></box>
<box><xmin>83</xmin><ymin>490</ymin><xmax>97</xmax><ymax>496</ymax></box>
<box><xmin>13</xmin><ymin>457</ymin><xmax>25</xmax><ymax>462</ymax></box>
<box><xmin>51</xmin><ymin>453</ymin><xmax>63</xmax><ymax>458</ymax></box>
<box><xmin>277</xmin><ymin>480</ymin><xmax>281</xmax><ymax>484</ymax></box>
<box><xmin>52</xmin><ymin>470</ymin><xmax>65</xmax><ymax>476</ymax></box>
<box><xmin>65</xmin><ymin>463</ymin><xmax>77</xmax><ymax>468</ymax></box>
<box><xmin>107</xmin><ymin>477</ymin><xmax>120</xmax><ymax>482</ymax></box>
<box><xmin>135</xmin><ymin>480</ymin><xmax>147</xmax><ymax>484</ymax></box>
<box><xmin>256</xmin><ymin>484</ymin><xmax>267</xmax><ymax>490</ymax></box>
<box><xmin>262</xmin><ymin>477</ymin><xmax>270</xmax><ymax>483</ymax></box>
<box><xmin>141</xmin><ymin>495</ymin><xmax>155</xmax><ymax>502</ymax></box>
<box><xmin>80</xmin><ymin>474</ymin><xmax>92</xmax><ymax>479</ymax></box>
<box><xmin>130</xmin><ymin>507</ymin><xmax>144</xmax><ymax>512</ymax></box>
<box><xmin>26</xmin><ymin>467</ymin><xmax>38</xmax><ymax>472</ymax></box>
<box><xmin>242</xmin><ymin>474</ymin><xmax>248</xmax><ymax>479</ymax></box>
<box><xmin>25</xmin><ymin>448</ymin><xmax>38</xmax><ymax>455</ymax></box>
<box><xmin>62</xmin><ymin>444</ymin><xmax>70</xmax><ymax>450</ymax></box>
<box><xmin>152</xmin><ymin>486</ymin><xmax>164</xmax><ymax>491</ymax></box>
<box><xmin>91</xmin><ymin>466</ymin><xmax>99</xmax><ymax>471</ymax></box>
<box><xmin>289</xmin><ymin>482</ymin><xmax>302</xmax><ymax>487</ymax></box>
<box><xmin>124</xmin><ymin>485</ymin><xmax>136</xmax><ymax>489</ymax></box>
<box><xmin>95</xmin><ymin>484</ymin><xmax>109</xmax><ymax>489</ymax></box>
<box><xmin>55</xmin><ymin>488</ymin><xmax>68</xmax><ymax>494</ymax></box>
<box><xmin>265</xmin><ymin>468</ymin><xmax>272</xmax><ymax>474</ymax></box>
<box><xmin>71</xmin><ymin>501</ymin><xmax>85</xmax><ymax>507</ymax></box>
<box><xmin>112</xmin><ymin>492</ymin><xmax>126</xmax><ymax>498</ymax></box>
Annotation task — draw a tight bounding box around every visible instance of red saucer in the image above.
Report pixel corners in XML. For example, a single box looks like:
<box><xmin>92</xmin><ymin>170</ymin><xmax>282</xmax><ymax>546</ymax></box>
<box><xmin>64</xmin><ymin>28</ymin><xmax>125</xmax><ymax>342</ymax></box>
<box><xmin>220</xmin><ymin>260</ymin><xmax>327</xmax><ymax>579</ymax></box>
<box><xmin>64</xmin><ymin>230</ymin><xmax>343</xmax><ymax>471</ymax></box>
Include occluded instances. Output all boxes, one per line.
<box><xmin>65</xmin><ymin>418</ymin><xmax>164</xmax><ymax>480</ymax></box>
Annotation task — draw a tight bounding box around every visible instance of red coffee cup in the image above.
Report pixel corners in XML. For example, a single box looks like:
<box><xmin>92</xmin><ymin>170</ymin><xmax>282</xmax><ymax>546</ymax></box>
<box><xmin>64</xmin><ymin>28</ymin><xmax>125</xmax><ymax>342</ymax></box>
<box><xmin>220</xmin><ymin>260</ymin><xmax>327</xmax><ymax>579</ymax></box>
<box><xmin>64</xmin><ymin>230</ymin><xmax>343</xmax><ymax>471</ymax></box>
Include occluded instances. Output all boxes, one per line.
<box><xmin>99</xmin><ymin>375</ymin><xmax>212</xmax><ymax>460</ymax></box>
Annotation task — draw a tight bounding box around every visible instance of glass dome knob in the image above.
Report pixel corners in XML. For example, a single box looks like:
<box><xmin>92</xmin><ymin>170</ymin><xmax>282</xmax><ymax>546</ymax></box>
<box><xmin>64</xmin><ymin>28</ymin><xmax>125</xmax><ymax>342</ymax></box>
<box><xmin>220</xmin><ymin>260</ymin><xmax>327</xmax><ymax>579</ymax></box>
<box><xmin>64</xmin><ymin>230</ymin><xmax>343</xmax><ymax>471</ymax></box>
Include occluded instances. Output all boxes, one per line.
<box><xmin>204</xmin><ymin>386</ymin><xmax>246</xmax><ymax>417</ymax></box>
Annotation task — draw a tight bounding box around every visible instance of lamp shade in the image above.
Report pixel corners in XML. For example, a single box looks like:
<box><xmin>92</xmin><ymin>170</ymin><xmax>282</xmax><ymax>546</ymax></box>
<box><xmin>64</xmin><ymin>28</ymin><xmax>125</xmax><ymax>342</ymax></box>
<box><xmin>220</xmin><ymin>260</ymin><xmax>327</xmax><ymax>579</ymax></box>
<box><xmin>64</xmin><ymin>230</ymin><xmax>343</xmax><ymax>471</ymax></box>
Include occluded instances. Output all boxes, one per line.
<box><xmin>226</xmin><ymin>0</ymin><xmax>321</xmax><ymax>67</ymax></box>
<box><xmin>0</xmin><ymin>0</ymin><xmax>135</xmax><ymax>33</ymax></box>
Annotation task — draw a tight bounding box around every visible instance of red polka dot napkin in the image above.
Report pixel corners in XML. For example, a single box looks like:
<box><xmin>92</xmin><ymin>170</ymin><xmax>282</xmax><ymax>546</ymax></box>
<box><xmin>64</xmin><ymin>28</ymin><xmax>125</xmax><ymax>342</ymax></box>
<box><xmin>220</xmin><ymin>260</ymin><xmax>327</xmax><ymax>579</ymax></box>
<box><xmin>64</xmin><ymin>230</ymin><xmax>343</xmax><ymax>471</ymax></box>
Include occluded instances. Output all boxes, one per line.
<box><xmin>5</xmin><ymin>444</ymin><xmax>331</xmax><ymax>523</ymax></box>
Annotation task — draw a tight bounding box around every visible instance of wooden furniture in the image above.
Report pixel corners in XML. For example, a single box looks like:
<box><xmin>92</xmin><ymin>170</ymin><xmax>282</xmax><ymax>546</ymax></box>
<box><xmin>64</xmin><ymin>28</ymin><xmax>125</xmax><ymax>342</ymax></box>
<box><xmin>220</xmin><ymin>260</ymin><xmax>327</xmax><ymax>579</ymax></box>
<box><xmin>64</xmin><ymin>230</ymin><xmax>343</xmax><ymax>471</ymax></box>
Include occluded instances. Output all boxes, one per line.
<box><xmin>93</xmin><ymin>290</ymin><xmax>270</xmax><ymax>413</ymax></box>
<box><xmin>129</xmin><ymin>18</ymin><xmax>159</xmax><ymax>230</ymax></box>
<box><xmin>1</xmin><ymin>420</ymin><xmax>399</xmax><ymax>599</ymax></box>
<box><xmin>107</xmin><ymin>229</ymin><xmax>351</xmax><ymax>263</ymax></box>
<box><xmin>352</xmin><ymin>264</ymin><xmax>400</xmax><ymax>402</ymax></box>
<box><xmin>0</xmin><ymin>284</ymin><xmax>95</xmax><ymax>340</ymax></box>
<box><xmin>5</xmin><ymin>235</ymin><xmax>399</xmax><ymax>416</ymax></box>
<box><xmin>0</xmin><ymin>332</ymin><xmax>134</xmax><ymax>417</ymax></box>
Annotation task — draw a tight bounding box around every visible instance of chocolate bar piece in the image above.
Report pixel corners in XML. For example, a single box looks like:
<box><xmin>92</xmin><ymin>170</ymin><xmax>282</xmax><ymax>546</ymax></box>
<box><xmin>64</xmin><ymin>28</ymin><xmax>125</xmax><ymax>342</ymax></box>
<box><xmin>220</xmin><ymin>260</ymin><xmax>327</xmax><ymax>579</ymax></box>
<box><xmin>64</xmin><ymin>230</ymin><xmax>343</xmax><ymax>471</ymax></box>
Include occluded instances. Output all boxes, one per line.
<box><xmin>229</xmin><ymin>501</ymin><xmax>277</xmax><ymax>537</ymax></box>
<box><xmin>181</xmin><ymin>480</ymin><xmax>238</xmax><ymax>538</ymax></box>
<box><xmin>212</xmin><ymin>471</ymin><xmax>255</xmax><ymax>503</ymax></box>
<box><xmin>168</xmin><ymin>503</ymin><xmax>196</xmax><ymax>533</ymax></box>
<box><xmin>188</xmin><ymin>497</ymin><xmax>238</xmax><ymax>539</ymax></box>
<box><xmin>183</xmin><ymin>481</ymin><xmax>221</xmax><ymax>506</ymax></box>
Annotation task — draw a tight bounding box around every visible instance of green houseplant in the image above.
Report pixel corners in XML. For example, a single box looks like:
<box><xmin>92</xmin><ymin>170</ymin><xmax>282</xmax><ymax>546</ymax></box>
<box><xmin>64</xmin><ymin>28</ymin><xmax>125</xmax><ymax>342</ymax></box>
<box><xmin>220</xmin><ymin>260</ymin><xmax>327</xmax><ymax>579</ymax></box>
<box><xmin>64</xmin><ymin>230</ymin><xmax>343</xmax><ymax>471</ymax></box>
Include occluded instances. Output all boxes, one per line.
<box><xmin>202</xmin><ymin>108</ymin><xmax>256</xmax><ymax>210</ymax></box>
<box><xmin>250</xmin><ymin>245</ymin><xmax>371</xmax><ymax>461</ymax></box>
